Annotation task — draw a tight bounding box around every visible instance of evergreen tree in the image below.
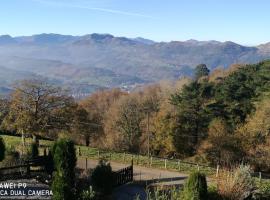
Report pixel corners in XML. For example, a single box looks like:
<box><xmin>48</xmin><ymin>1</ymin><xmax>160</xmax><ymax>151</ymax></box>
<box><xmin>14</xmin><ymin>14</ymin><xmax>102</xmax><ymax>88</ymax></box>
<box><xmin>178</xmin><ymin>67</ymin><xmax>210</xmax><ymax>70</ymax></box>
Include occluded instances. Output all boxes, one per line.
<box><xmin>195</xmin><ymin>64</ymin><xmax>210</xmax><ymax>80</ymax></box>
<box><xmin>214</xmin><ymin>62</ymin><xmax>270</xmax><ymax>128</ymax></box>
<box><xmin>52</xmin><ymin>172</ymin><xmax>70</xmax><ymax>200</ymax></box>
<box><xmin>0</xmin><ymin>136</ymin><xmax>5</xmax><ymax>161</ymax></box>
<box><xmin>171</xmin><ymin>81</ymin><xmax>212</xmax><ymax>155</ymax></box>
<box><xmin>51</xmin><ymin>139</ymin><xmax>77</xmax><ymax>200</ymax></box>
<box><xmin>91</xmin><ymin>160</ymin><xmax>114</xmax><ymax>195</ymax></box>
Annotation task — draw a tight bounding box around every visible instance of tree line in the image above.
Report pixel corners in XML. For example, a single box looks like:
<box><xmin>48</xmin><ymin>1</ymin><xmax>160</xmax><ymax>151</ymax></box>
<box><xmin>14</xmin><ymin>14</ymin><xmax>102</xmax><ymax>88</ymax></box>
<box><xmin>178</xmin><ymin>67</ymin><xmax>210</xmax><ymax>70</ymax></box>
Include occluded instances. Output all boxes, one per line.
<box><xmin>1</xmin><ymin>60</ymin><xmax>270</xmax><ymax>171</ymax></box>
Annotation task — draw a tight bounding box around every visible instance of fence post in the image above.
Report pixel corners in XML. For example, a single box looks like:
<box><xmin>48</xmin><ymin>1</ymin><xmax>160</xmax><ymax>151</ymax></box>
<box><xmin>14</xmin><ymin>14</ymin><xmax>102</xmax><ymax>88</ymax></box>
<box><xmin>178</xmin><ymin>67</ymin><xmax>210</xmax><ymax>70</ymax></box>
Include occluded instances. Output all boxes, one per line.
<box><xmin>150</xmin><ymin>156</ymin><xmax>153</xmax><ymax>167</ymax></box>
<box><xmin>97</xmin><ymin>150</ymin><xmax>100</xmax><ymax>158</ymax></box>
<box><xmin>85</xmin><ymin>158</ymin><xmax>88</xmax><ymax>170</ymax></box>
<box><xmin>197</xmin><ymin>164</ymin><xmax>200</xmax><ymax>171</ymax></box>
<box><xmin>177</xmin><ymin>160</ymin><xmax>180</xmax><ymax>171</ymax></box>
<box><xmin>78</xmin><ymin>147</ymin><xmax>81</xmax><ymax>156</ymax></box>
<box><xmin>259</xmin><ymin>172</ymin><xmax>262</xmax><ymax>182</ymax></box>
<box><xmin>43</xmin><ymin>148</ymin><xmax>47</xmax><ymax>156</ymax></box>
<box><xmin>164</xmin><ymin>159</ymin><xmax>167</xmax><ymax>169</ymax></box>
<box><xmin>26</xmin><ymin>163</ymin><xmax>30</xmax><ymax>176</ymax></box>
<box><xmin>216</xmin><ymin>164</ymin><xmax>220</xmax><ymax>178</ymax></box>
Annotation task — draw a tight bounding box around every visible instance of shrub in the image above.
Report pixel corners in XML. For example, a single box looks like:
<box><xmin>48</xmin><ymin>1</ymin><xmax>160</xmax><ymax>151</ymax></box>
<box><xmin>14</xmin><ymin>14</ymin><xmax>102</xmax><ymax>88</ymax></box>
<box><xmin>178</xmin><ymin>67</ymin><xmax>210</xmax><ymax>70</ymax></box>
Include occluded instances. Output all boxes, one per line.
<box><xmin>217</xmin><ymin>165</ymin><xmax>254</xmax><ymax>200</ymax></box>
<box><xmin>44</xmin><ymin>150</ymin><xmax>54</xmax><ymax>175</ymax></box>
<box><xmin>91</xmin><ymin>159</ymin><xmax>113</xmax><ymax>195</ymax></box>
<box><xmin>5</xmin><ymin>146</ymin><xmax>19</xmax><ymax>159</ymax></box>
<box><xmin>254</xmin><ymin>180</ymin><xmax>270</xmax><ymax>200</ymax></box>
<box><xmin>51</xmin><ymin>139</ymin><xmax>77</xmax><ymax>200</ymax></box>
<box><xmin>145</xmin><ymin>186</ymin><xmax>182</xmax><ymax>200</ymax></box>
<box><xmin>52</xmin><ymin>172</ymin><xmax>72</xmax><ymax>200</ymax></box>
<box><xmin>30</xmin><ymin>142</ymin><xmax>39</xmax><ymax>159</ymax></box>
<box><xmin>181</xmin><ymin>171</ymin><xmax>208</xmax><ymax>200</ymax></box>
<box><xmin>0</xmin><ymin>137</ymin><xmax>5</xmax><ymax>161</ymax></box>
<box><xmin>0</xmin><ymin>145</ymin><xmax>19</xmax><ymax>168</ymax></box>
<box><xmin>52</xmin><ymin>138</ymin><xmax>77</xmax><ymax>187</ymax></box>
<box><xmin>207</xmin><ymin>185</ymin><xmax>222</xmax><ymax>200</ymax></box>
<box><xmin>79</xmin><ymin>186</ymin><xmax>96</xmax><ymax>200</ymax></box>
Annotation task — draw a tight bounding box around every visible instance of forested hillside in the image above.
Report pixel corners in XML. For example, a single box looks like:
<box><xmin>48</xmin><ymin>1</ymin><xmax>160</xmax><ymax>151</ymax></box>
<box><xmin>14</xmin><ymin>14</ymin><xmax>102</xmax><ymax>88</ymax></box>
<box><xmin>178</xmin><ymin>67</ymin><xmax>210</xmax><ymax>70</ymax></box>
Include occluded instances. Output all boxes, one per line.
<box><xmin>1</xmin><ymin>60</ymin><xmax>270</xmax><ymax>171</ymax></box>
<box><xmin>80</xmin><ymin>60</ymin><xmax>270</xmax><ymax>171</ymax></box>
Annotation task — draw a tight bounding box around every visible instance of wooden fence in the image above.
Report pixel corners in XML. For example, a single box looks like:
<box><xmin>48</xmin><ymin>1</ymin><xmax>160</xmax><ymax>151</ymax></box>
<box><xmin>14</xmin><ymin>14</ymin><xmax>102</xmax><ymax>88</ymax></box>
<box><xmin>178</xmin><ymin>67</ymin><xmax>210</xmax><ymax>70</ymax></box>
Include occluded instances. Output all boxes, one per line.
<box><xmin>113</xmin><ymin>165</ymin><xmax>133</xmax><ymax>186</ymax></box>
<box><xmin>0</xmin><ymin>156</ymin><xmax>51</xmax><ymax>180</ymax></box>
<box><xmin>77</xmin><ymin>147</ymin><xmax>215</xmax><ymax>175</ymax></box>
<box><xmin>76</xmin><ymin>148</ymin><xmax>270</xmax><ymax>180</ymax></box>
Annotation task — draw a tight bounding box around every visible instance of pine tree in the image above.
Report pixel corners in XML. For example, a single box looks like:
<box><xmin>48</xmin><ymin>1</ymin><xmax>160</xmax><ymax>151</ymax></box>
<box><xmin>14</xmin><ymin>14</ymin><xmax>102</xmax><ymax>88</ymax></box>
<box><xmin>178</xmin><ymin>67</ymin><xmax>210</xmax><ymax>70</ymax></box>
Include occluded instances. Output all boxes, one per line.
<box><xmin>171</xmin><ymin>81</ymin><xmax>212</xmax><ymax>155</ymax></box>
<box><xmin>194</xmin><ymin>64</ymin><xmax>210</xmax><ymax>80</ymax></box>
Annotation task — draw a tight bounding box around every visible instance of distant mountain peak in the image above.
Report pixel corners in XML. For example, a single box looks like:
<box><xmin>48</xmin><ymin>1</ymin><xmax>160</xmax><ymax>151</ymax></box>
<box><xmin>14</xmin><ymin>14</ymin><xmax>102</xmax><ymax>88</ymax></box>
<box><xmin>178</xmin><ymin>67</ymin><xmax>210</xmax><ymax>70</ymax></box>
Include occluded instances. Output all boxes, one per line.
<box><xmin>89</xmin><ymin>33</ymin><xmax>114</xmax><ymax>40</ymax></box>
<box><xmin>14</xmin><ymin>33</ymin><xmax>76</xmax><ymax>44</ymax></box>
<box><xmin>0</xmin><ymin>35</ymin><xmax>16</xmax><ymax>44</ymax></box>
<box><xmin>186</xmin><ymin>39</ymin><xmax>199</xmax><ymax>43</ymax></box>
<box><xmin>0</xmin><ymin>35</ymin><xmax>12</xmax><ymax>39</ymax></box>
<box><xmin>257</xmin><ymin>42</ymin><xmax>270</xmax><ymax>53</ymax></box>
<box><xmin>74</xmin><ymin>33</ymin><xmax>140</xmax><ymax>45</ymax></box>
<box><xmin>223</xmin><ymin>41</ymin><xmax>239</xmax><ymax>45</ymax></box>
<box><xmin>132</xmin><ymin>37</ymin><xmax>155</xmax><ymax>45</ymax></box>
<box><xmin>184</xmin><ymin>39</ymin><xmax>222</xmax><ymax>45</ymax></box>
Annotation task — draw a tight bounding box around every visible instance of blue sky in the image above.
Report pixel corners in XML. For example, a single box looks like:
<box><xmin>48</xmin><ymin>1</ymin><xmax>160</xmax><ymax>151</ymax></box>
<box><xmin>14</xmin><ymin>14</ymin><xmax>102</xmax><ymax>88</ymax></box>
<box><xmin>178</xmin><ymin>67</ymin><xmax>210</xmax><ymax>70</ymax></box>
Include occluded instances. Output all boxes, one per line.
<box><xmin>1</xmin><ymin>0</ymin><xmax>270</xmax><ymax>45</ymax></box>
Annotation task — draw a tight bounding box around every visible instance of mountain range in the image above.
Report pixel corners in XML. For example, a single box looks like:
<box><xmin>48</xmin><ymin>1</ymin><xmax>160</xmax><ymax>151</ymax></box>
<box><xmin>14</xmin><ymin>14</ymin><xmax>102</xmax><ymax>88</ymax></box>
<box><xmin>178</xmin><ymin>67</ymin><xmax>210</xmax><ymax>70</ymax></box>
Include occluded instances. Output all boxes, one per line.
<box><xmin>0</xmin><ymin>33</ymin><xmax>270</xmax><ymax>97</ymax></box>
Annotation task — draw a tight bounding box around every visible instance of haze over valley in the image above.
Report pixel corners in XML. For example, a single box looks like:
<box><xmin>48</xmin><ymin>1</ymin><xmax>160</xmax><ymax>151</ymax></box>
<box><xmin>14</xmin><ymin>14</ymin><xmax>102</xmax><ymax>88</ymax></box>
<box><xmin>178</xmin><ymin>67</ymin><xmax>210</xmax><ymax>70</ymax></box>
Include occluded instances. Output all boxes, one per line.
<box><xmin>1</xmin><ymin>33</ymin><xmax>270</xmax><ymax>97</ymax></box>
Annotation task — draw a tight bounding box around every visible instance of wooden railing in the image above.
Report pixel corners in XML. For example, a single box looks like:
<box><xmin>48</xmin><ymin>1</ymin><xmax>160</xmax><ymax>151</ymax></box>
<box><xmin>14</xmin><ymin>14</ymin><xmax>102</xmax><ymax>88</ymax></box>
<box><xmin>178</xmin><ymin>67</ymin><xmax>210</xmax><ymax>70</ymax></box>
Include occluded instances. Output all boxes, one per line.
<box><xmin>0</xmin><ymin>156</ymin><xmax>51</xmax><ymax>179</ymax></box>
<box><xmin>113</xmin><ymin>165</ymin><xmax>133</xmax><ymax>186</ymax></box>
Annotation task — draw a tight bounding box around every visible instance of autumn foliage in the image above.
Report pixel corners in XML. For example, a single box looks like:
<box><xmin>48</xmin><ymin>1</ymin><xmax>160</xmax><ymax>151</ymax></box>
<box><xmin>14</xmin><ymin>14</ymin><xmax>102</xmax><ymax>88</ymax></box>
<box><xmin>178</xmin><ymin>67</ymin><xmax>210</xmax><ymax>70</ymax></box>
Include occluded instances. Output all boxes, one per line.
<box><xmin>1</xmin><ymin>60</ymin><xmax>270</xmax><ymax>171</ymax></box>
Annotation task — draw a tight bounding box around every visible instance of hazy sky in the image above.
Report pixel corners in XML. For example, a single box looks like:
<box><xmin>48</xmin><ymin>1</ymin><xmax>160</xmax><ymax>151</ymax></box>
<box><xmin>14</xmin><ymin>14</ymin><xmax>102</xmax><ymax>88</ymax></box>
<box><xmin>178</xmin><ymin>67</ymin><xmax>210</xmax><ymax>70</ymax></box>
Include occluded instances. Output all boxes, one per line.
<box><xmin>1</xmin><ymin>0</ymin><xmax>270</xmax><ymax>45</ymax></box>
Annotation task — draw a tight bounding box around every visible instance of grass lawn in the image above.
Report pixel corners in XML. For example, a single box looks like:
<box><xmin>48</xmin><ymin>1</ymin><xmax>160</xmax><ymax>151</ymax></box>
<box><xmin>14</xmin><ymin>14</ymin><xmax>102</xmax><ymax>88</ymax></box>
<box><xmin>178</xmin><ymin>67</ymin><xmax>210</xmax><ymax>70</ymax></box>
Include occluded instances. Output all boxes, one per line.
<box><xmin>1</xmin><ymin>135</ymin><xmax>52</xmax><ymax>150</ymax></box>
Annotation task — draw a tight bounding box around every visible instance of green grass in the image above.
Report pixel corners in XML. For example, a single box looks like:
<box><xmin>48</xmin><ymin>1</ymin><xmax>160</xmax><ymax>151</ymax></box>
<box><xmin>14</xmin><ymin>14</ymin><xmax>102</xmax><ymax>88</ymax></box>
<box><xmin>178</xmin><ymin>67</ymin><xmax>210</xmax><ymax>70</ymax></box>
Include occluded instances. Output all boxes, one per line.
<box><xmin>1</xmin><ymin>135</ymin><xmax>52</xmax><ymax>151</ymax></box>
<box><xmin>1</xmin><ymin>135</ymin><xmax>215</xmax><ymax>175</ymax></box>
<box><xmin>77</xmin><ymin>145</ymin><xmax>215</xmax><ymax>175</ymax></box>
